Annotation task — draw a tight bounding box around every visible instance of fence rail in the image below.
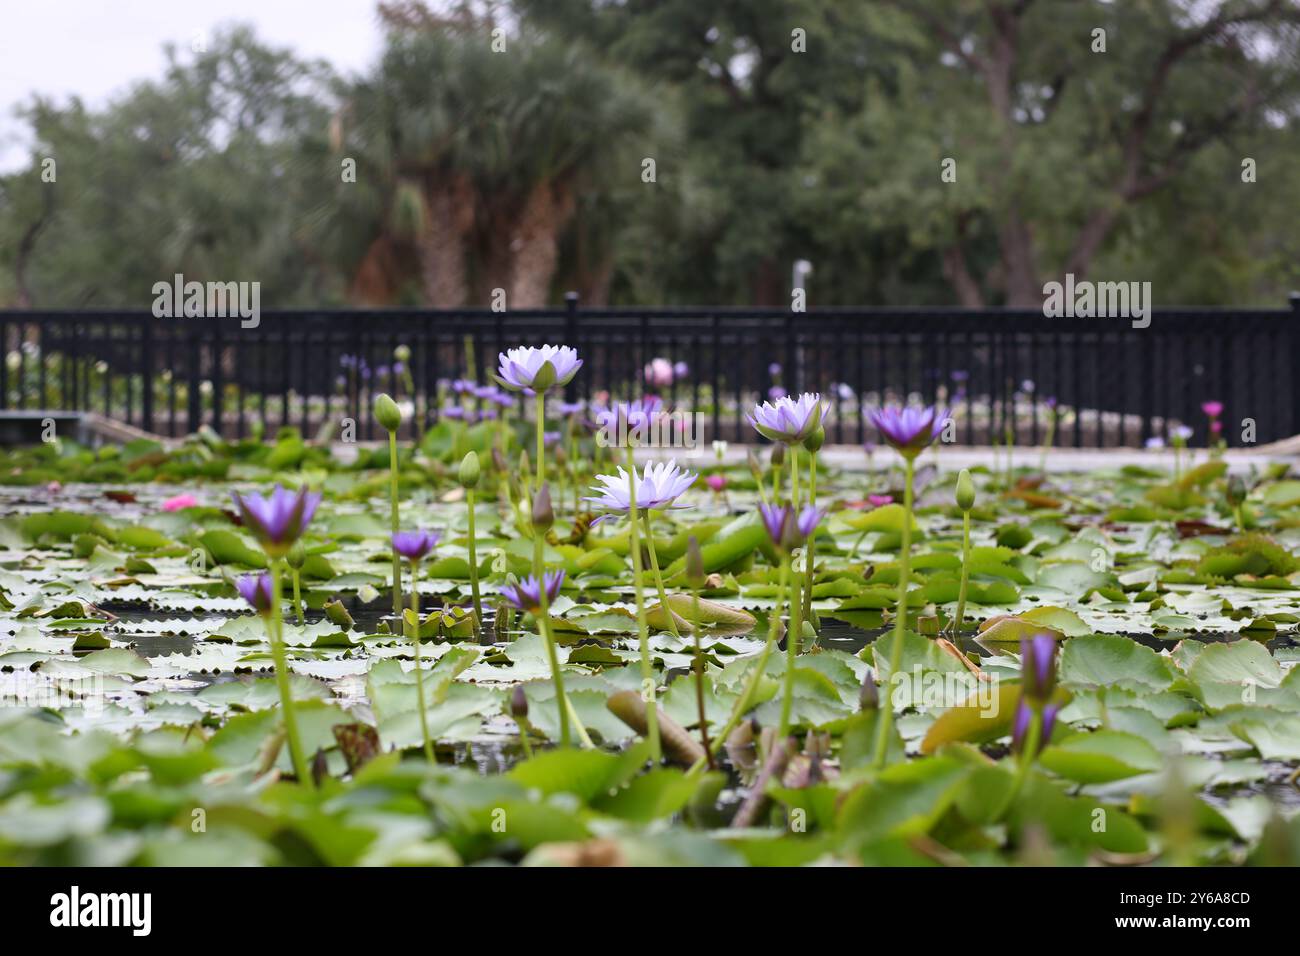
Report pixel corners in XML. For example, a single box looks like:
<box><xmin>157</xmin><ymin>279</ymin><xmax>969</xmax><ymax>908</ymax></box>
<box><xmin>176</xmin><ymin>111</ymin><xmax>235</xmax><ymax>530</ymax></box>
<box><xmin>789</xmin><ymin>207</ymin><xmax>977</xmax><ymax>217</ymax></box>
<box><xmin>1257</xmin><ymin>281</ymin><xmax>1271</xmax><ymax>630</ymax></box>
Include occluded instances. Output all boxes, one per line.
<box><xmin>1</xmin><ymin>296</ymin><xmax>1297</xmax><ymax>448</ymax></box>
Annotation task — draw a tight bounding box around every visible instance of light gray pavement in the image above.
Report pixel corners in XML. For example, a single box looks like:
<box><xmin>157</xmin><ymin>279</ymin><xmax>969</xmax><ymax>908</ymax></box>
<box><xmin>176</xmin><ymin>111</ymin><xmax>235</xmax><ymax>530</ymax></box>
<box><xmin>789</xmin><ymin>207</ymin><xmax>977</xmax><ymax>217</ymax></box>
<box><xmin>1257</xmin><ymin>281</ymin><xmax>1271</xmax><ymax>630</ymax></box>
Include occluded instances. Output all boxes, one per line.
<box><xmin>632</xmin><ymin>443</ymin><xmax>1299</xmax><ymax>474</ymax></box>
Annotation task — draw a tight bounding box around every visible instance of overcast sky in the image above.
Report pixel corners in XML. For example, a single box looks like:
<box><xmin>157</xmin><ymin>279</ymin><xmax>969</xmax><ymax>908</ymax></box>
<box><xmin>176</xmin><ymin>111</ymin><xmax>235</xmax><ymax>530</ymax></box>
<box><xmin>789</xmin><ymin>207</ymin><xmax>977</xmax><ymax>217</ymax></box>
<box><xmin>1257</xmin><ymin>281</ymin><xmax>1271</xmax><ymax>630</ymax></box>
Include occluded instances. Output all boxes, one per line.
<box><xmin>0</xmin><ymin>0</ymin><xmax>385</xmax><ymax>171</ymax></box>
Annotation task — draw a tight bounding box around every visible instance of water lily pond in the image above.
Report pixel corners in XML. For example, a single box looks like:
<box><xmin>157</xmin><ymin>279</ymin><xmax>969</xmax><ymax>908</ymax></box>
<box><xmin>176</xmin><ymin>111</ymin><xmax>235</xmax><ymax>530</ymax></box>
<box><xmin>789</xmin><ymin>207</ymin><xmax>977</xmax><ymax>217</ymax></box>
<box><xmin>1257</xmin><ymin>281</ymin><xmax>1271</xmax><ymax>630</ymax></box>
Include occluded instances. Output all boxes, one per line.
<box><xmin>1</xmin><ymin>418</ymin><xmax>1298</xmax><ymax>867</ymax></box>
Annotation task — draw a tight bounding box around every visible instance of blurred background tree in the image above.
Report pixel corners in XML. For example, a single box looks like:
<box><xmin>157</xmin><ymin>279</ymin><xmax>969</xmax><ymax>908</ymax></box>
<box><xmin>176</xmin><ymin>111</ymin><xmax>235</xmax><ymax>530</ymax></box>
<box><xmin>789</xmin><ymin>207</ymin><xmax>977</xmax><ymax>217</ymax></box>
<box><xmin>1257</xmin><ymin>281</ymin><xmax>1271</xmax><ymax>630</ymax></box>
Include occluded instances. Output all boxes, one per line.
<box><xmin>0</xmin><ymin>0</ymin><xmax>1297</xmax><ymax>308</ymax></box>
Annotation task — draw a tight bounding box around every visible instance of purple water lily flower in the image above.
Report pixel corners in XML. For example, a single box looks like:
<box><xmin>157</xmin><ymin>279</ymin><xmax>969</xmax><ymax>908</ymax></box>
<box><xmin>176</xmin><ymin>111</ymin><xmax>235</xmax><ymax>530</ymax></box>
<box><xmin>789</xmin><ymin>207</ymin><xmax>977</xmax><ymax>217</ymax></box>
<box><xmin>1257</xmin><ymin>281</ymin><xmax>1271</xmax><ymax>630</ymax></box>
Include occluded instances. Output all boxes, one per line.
<box><xmin>758</xmin><ymin>503</ymin><xmax>824</xmax><ymax>551</ymax></box>
<box><xmin>590</xmin><ymin>397</ymin><xmax>663</xmax><ymax>442</ymax></box>
<box><xmin>232</xmin><ymin>484</ymin><xmax>321</xmax><ymax>558</ymax></box>
<box><xmin>748</xmin><ymin>392</ymin><xmax>824</xmax><ymax>445</ymax></box>
<box><xmin>869</xmin><ymin>404</ymin><xmax>948</xmax><ymax>458</ymax></box>
<box><xmin>236</xmin><ymin>572</ymin><xmax>274</xmax><ymax>616</ymax></box>
<box><xmin>1011</xmin><ymin>699</ymin><xmax>1059</xmax><ymax>756</ymax></box>
<box><xmin>451</xmin><ymin>379</ymin><xmax>477</xmax><ymax>395</ymax></box>
<box><xmin>1020</xmin><ymin>634</ymin><xmax>1058</xmax><ymax>705</ymax></box>
<box><xmin>556</xmin><ymin>400</ymin><xmax>585</xmax><ymax>417</ymax></box>
<box><xmin>585</xmin><ymin>459</ymin><xmax>697</xmax><ymax>516</ymax></box>
<box><xmin>501</xmin><ymin>569</ymin><xmax>566</xmax><ymax>614</ymax></box>
<box><xmin>392</xmin><ymin>529</ymin><xmax>441</xmax><ymax>562</ymax></box>
<box><xmin>496</xmin><ymin>345</ymin><xmax>582</xmax><ymax>393</ymax></box>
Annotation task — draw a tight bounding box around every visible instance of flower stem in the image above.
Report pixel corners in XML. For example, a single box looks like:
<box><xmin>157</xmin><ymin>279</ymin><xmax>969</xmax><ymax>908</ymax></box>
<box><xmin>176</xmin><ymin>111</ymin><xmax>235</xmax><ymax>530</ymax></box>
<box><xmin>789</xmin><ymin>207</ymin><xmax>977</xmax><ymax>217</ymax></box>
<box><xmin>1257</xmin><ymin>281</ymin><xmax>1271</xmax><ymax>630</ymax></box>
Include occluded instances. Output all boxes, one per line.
<box><xmin>871</xmin><ymin>455</ymin><xmax>914</xmax><ymax>770</ymax></box>
<box><xmin>997</xmin><ymin>709</ymin><xmax>1042</xmax><ymax>820</ymax></box>
<box><xmin>626</xmin><ymin>445</ymin><xmax>660</xmax><ymax>762</ymax></box>
<box><xmin>641</xmin><ymin>510</ymin><xmax>679</xmax><ymax>637</ymax></box>
<box><xmin>953</xmin><ymin>510</ymin><xmax>971</xmax><ymax>635</ymax></box>
<box><xmin>407</xmin><ymin>559</ymin><xmax>434</xmax><ymax>763</ymax></box>
<box><xmin>535</xmin><ymin>392</ymin><xmax>546</xmax><ymax>499</ymax></box>
<box><xmin>533</xmin><ymin>535</ymin><xmax>571</xmax><ymax>748</ymax></box>
<box><xmin>709</xmin><ymin>557</ymin><xmax>789</xmax><ymax>757</ymax></box>
<box><xmin>387</xmin><ymin>431</ymin><xmax>401</xmax><ymax>619</ymax></box>
<box><xmin>269</xmin><ymin>559</ymin><xmax>311</xmax><ymax>786</ymax></box>
<box><xmin>291</xmin><ymin>567</ymin><xmax>305</xmax><ymax>626</ymax></box>
<box><xmin>778</xmin><ymin>543</ymin><xmax>803</xmax><ymax>738</ymax></box>
<box><xmin>789</xmin><ymin>444</ymin><xmax>800</xmax><ymax>508</ymax></box>
<box><xmin>691</xmin><ymin>588</ymin><xmax>714</xmax><ymax>768</ymax></box>
<box><xmin>466</xmin><ymin>488</ymin><xmax>483</xmax><ymax>628</ymax></box>
<box><xmin>801</xmin><ymin>449</ymin><xmax>818</xmax><ymax>630</ymax></box>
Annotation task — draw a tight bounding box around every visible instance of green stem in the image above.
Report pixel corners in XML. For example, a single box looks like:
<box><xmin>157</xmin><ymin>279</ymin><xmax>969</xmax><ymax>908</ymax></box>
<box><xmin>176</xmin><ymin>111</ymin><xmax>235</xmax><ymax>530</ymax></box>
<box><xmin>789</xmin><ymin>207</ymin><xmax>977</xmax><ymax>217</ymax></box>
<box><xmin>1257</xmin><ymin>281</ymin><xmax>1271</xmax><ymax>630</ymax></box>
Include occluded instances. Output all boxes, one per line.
<box><xmin>871</xmin><ymin>456</ymin><xmax>914</xmax><ymax>770</ymax></box>
<box><xmin>641</xmin><ymin>510</ymin><xmax>679</xmax><ymax>637</ymax></box>
<box><xmin>533</xmin><ymin>534</ymin><xmax>571</xmax><ymax>748</ymax></box>
<box><xmin>692</xmin><ymin>588</ymin><xmax>714</xmax><ymax>768</ymax></box>
<box><xmin>269</xmin><ymin>559</ymin><xmax>311</xmax><ymax>786</ymax></box>
<box><xmin>778</xmin><ymin>543</ymin><xmax>803</xmax><ymax>738</ymax></box>
<box><xmin>1039</xmin><ymin>414</ymin><xmax>1056</xmax><ymax>473</ymax></box>
<box><xmin>801</xmin><ymin>449</ymin><xmax>818</xmax><ymax>629</ymax></box>
<box><xmin>626</xmin><ymin>445</ymin><xmax>660</xmax><ymax>762</ymax></box>
<box><xmin>291</xmin><ymin>568</ymin><xmax>304</xmax><ymax>626</ymax></box>
<box><xmin>953</xmin><ymin>510</ymin><xmax>971</xmax><ymax>635</ymax></box>
<box><xmin>996</xmin><ymin>710</ymin><xmax>1042</xmax><ymax>820</ymax></box>
<box><xmin>789</xmin><ymin>444</ymin><xmax>800</xmax><ymax>508</ymax></box>
<box><xmin>408</xmin><ymin>560</ymin><xmax>433</xmax><ymax>762</ymax></box>
<box><xmin>535</xmin><ymin>392</ymin><xmax>546</xmax><ymax>498</ymax></box>
<box><xmin>466</xmin><ymin>489</ymin><xmax>483</xmax><ymax>627</ymax></box>
<box><xmin>709</xmin><ymin>557</ymin><xmax>789</xmax><ymax>757</ymax></box>
<box><xmin>515</xmin><ymin>716</ymin><xmax>533</xmax><ymax>759</ymax></box>
<box><xmin>388</xmin><ymin>431</ymin><xmax>401</xmax><ymax>619</ymax></box>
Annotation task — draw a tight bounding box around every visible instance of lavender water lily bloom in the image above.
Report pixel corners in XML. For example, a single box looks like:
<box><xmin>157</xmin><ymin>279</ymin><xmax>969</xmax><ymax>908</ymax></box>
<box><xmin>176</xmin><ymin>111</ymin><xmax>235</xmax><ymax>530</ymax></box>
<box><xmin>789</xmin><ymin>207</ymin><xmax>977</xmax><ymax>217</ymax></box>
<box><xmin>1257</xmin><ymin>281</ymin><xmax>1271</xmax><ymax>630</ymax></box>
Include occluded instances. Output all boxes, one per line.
<box><xmin>502</xmin><ymin>569</ymin><xmax>566</xmax><ymax>614</ymax></box>
<box><xmin>233</xmin><ymin>484</ymin><xmax>321</xmax><ymax>557</ymax></box>
<box><xmin>758</xmin><ymin>503</ymin><xmax>824</xmax><ymax>551</ymax></box>
<box><xmin>585</xmin><ymin>459</ymin><xmax>697</xmax><ymax>516</ymax></box>
<box><xmin>590</xmin><ymin>397</ymin><xmax>663</xmax><ymax>439</ymax></box>
<box><xmin>1020</xmin><ymin>634</ymin><xmax>1059</xmax><ymax>704</ymax></box>
<box><xmin>748</xmin><ymin>392</ymin><xmax>824</xmax><ymax>445</ymax></box>
<box><xmin>869</xmin><ymin>405</ymin><xmax>948</xmax><ymax>458</ymax></box>
<box><xmin>1011</xmin><ymin>699</ymin><xmax>1059</xmax><ymax>756</ymax></box>
<box><xmin>392</xmin><ymin>530</ymin><xmax>441</xmax><ymax>562</ymax></box>
<box><xmin>236</xmin><ymin>572</ymin><xmax>275</xmax><ymax>616</ymax></box>
<box><xmin>496</xmin><ymin>345</ymin><xmax>582</xmax><ymax>393</ymax></box>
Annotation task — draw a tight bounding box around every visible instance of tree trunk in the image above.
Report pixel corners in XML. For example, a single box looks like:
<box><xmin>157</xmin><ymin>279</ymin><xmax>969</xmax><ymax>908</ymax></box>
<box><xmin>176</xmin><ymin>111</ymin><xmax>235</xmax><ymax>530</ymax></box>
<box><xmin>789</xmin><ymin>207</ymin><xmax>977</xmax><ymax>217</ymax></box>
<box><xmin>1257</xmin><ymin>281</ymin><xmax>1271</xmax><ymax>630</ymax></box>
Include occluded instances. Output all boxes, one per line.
<box><xmin>507</xmin><ymin>180</ymin><xmax>575</xmax><ymax>307</ymax></box>
<box><xmin>417</xmin><ymin>172</ymin><xmax>475</xmax><ymax>308</ymax></box>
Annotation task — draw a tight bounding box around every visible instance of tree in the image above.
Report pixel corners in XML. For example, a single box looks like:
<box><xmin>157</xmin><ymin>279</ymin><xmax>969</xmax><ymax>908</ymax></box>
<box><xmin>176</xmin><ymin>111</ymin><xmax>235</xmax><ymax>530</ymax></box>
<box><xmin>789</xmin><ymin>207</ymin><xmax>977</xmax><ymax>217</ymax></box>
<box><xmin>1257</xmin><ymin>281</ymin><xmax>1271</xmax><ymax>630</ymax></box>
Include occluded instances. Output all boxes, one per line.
<box><xmin>339</xmin><ymin>1</ymin><xmax>658</xmax><ymax>307</ymax></box>
<box><xmin>846</xmin><ymin>0</ymin><xmax>1300</xmax><ymax>305</ymax></box>
<box><xmin>0</xmin><ymin>26</ymin><xmax>340</xmax><ymax>307</ymax></box>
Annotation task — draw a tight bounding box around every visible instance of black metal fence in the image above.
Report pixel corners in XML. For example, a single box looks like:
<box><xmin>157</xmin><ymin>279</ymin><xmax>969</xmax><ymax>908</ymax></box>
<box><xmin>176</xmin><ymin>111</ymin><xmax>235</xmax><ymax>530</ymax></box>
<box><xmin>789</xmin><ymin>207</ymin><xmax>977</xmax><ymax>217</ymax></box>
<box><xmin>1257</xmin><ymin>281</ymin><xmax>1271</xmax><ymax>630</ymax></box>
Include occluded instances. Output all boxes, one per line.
<box><xmin>1</xmin><ymin>296</ymin><xmax>1297</xmax><ymax>448</ymax></box>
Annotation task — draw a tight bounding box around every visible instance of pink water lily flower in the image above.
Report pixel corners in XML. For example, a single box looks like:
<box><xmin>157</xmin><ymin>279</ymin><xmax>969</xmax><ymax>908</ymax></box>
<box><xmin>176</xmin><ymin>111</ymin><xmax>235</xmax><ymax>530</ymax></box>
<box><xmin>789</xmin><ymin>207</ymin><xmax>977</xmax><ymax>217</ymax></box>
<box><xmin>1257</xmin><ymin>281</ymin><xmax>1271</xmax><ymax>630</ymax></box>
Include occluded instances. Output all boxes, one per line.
<box><xmin>1201</xmin><ymin>400</ymin><xmax>1223</xmax><ymax>418</ymax></box>
<box><xmin>162</xmin><ymin>493</ymin><xmax>198</xmax><ymax>512</ymax></box>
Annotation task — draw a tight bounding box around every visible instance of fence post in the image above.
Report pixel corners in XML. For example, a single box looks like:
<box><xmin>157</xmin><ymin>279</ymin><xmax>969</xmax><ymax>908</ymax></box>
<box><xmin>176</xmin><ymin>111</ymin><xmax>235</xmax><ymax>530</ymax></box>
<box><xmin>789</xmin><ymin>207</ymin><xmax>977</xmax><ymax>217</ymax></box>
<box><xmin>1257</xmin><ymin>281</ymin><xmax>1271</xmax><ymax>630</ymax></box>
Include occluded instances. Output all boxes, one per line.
<box><xmin>564</xmin><ymin>291</ymin><xmax>579</xmax><ymax>402</ymax></box>
<box><xmin>141</xmin><ymin>317</ymin><xmax>155</xmax><ymax>435</ymax></box>
<box><xmin>186</xmin><ymin>321</ymin><xmax>201</xmax><ymax>436</ymax></box>
<box><xmin>1291</xmin><ymin>292</ymin><xmax>1300</xmax><ymax>440</ymax></box>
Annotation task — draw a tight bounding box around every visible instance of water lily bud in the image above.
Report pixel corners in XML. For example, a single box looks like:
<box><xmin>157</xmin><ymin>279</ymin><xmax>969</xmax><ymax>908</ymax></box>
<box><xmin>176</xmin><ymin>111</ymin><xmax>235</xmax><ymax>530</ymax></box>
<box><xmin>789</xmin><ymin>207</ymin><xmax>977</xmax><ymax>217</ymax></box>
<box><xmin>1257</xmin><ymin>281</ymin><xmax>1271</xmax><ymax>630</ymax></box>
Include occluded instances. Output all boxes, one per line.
<box><xmin>286</xmin><ymin>540</ymin><xmax>306</xmax><ymax>570</ymax></box>
<box><xmin>492</xmin><ymin>447</ymin><xmax>507</xmax><ymax>474</ymax></box>
<box><xmin>394</xmin><ymin>344</ymin><xmax>411</xmax><ymax>363</ymax></box>
<box><xmin>746</xmin><ymin>449</ymin><xmax>764</xmax><ymax>482</ymax></box>
<box><xmin>1226</xmin><ymin>474</ymin><xmax>1247</xmax><ymax>508</ymax></box>
<box><xmin>769</xmin><ymin>443</ymin><xmax>785</xmax><ymax>468</ymax></box>
<box><xmin>803</xmin><ymin>424</ymin><xmax>825</xmax><ymax>453</ymax></box>
<box><xmin>374</xmin><ymin>393</ymin><xmax>402</xmax><ymax>433</ymax></box>
<box><xmin>531</xmin><ymin>482</ymin><xmax>554</xmax><ymax>532</ymax></box>
<box><xmin>458</xmin><ymin>451</ymin><xmax>481</xmax><ymax>489</ymax></box>
<box><xmin>956</xmin><ymin>468</ymin><xmax>976</xmax><ymax>512</ymax></box>
<box><xmin>859</xmin><ymin>670</ymin><xmax>879</xmax><ymax>711</ymax></box>
<box><xmin>685</xmin><ymin>535</ymin><xmax>706</xmax><ymax>590</ymax></box>
<box><xmin>519</xmin><ymin>449</ymin><xmax>531</xmax><ymax>481</ymax></box>
<box><xmin>510</xmin><ymin>684</ymin><xmax>529</xmax><ymax>720</ymax></box>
